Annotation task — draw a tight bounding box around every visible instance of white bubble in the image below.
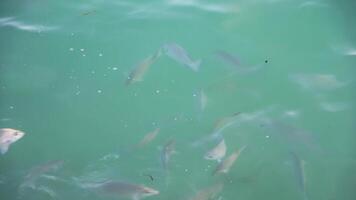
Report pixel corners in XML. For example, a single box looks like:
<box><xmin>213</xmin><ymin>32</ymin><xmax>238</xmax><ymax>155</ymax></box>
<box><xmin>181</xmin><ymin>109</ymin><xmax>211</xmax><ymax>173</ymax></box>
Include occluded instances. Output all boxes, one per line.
<box><xmin>99</xmin><ymin>53</ymin><xmax>103</xmax><ymax>57</ymax></box>
<box><xmin>184</xmin><ymin>169</ymin><xmax>189</xmax><ymax>172</ymax></box>
<box><xmin>75</xmin><ymin>91</ymin><xmax>81</xmax><ymax>95</ymax></box>
<box><xmin>155</xmin><ymin>90</ymin><xmax>160</xmax><ymax>94</ymax></box>
<box><xmin>97</xmin><ymin>89</ymin><xmax>102</xmax><ymax>94</ymax></box>
<box><xmin>80</xmin><ymin>48</ymin><xmax>85</xmax><ymax>52</ymax></box>
<box><xmin>91</xmin><ymin>70</ymin><xmax>95</xmax><ymax>74</ymax></box>
<box><xmin>265</xmin><ymin>135</ymin><xmax>270</xmax><ymax>139</ymax></box>
<box><xmin>69</xmin><ymin>48</ymin><xmax>74</xmax><ymax>51</ymax></box>
<box><xmin>82</xmin><ymin>54</ymin><xmax>86</xmax><ymax>57</ymax></box>
<box><xmin>193</xmin><ymin>93</ymin><xmax>197</xmax><ymax>97</ymax></box>
<box><xmin>9</xmin><ymin>106</ymin><xmax>14</xmax><ymax>110</ymax></box>
<box><xmin>112</xmin><ymin>67</ymin><xmax>118</xmax><ymax>71</ymax></box>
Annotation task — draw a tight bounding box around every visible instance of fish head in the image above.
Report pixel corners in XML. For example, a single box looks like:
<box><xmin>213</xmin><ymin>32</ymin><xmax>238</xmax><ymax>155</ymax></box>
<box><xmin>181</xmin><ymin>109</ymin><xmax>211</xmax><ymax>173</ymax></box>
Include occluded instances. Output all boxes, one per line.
<box><xmin>1</xmin><ymin>128</ymin><xmax>25</xmax><ymax>143</ymax></box>
<box><xmin>204</xmin><ymin>152</ymin><xmax>217</xmax><ymax>160</ymax></box>
<box><xmin>140</xmin><ymin>186</ymin><xmax>159</xmax><ymax>197</ymax></box>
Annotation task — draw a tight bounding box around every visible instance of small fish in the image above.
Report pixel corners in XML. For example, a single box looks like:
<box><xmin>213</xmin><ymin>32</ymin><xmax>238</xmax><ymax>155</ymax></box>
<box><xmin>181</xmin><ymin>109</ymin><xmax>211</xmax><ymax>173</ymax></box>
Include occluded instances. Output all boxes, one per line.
<box><xmin>162</xmin><ymin>43</ymin><xmax>201</xmax><ymax>72</ymax></box>
<box><xmin>290</xmin><ymin>152</ymin><xmax>308</xmax><ymax>200</ymax></box>
<box><xmin>126</xmin><ymin>49</ymin><xmax>162</xmax><ymax>86</ymax></box>
<box><xmin>189</xmin><ymin>183</ymin><xmax>223</xmax><ymax>200</ymax></box>
<box><xmin>137</xmin><ymin>128</ymin><xmax>160</xmax><ymax>148</ymax></box>
<box><xmin>0</xmin><ymin>128</ymin><xmax>25</xmax><ymax>154</ymax></box>
<box><xmin>212</xmin><ymin>112</ymin><xmax>241</xmax><ymax>134</ymax></box>
<box><xmin>198</xmin><ymin>90</ymin><xmax>208</xmax><ymax>112</ymax></box>
<box><xmin>160</xmin><ymin>139</ymin><xmax>176</xmax><ymax>170</ymax></box>
<box><xmin>204</xmin><ymin>139</ymin><xmax>226</xmax><ymax>162</ymax></box>
<box><xmin>20</xmin><ymin>160</ymin><xmax>64</xmax><ymax>189</ymax></box>
<box><xmin>215</xmin><ymin>50</ymin><xmax>241</xmax><ymax>67</ymax></box>
<box><xmin>95</xmin><ymin>180</ymin><xmax>159</xmax><ymax>200</ymax></box>
<box><xmin>213</xmin><ymin>145</ymin><xmax>247</xmax><ymax>175</ymax></box>
<box><xmin>81</xmin><ymin>10</ymin><xmax>97</xmax><ymax>16</ymax></box>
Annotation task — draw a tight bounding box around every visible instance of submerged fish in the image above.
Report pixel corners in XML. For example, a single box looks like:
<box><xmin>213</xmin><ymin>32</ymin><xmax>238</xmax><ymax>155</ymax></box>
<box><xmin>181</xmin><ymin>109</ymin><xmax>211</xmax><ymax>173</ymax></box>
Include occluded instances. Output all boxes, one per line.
<box><xmin>0</xmin><ymin>128</ymin><xmax>25</xmax><ymax>154</ymax></box>
<box><xmin>137</xmin><ymin>128</ymin><xmax>160</xmax><ymax>148</ymax></box>
<box><xmin>162</xmin><ymin>43</ymin><xmax>201</xmax><ymax>72</ymax></box>
<box><xmin>126</xmin><ymin>49</ymin><xmax>162</xmax><ymax>85</ymax></box>
<box><xmin>215</xmin><ymin>50</ymin><xmax>241</xmax><ymax>67</ymax></box>
<box><xmin>198</xmin><ymin>89</ymin><xmax>208</xmax><ymax>112</ymax></box>
<box><xmin>290</xmin><ymin>152</ymin><xmax>308</xmax><ymax>200</ymax></box>
<box><xmin>204</xmin><ymin>139</ymin><xmax>226</xmax><ymax>162</ymax></box>
<box><xmin>89</xmin><ymin>180</ymin><xmax>159</xmax><ymax>200</ymax></box>
<box><xmin>213</xmin><ymin>145</ymin><xmax>247</xmax><ymax>175</ymax></box>
<box><xmin>189</xmin><ymin>183</ymin><xmax>223</xmax><ymax>200</ymax></box>
<box><xmin>20</xmin><ymin>160</ymin><xmax>64</xmax><ymax>189</ymax></box>
<box><xmin>160</xmin><ymin>139</ymin><xmax>176</xmax><ymax>170</ymax></box>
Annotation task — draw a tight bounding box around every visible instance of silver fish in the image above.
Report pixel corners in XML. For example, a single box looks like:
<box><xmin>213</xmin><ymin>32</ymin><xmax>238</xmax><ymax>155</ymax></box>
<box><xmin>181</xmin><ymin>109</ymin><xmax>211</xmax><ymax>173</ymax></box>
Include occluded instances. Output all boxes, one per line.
<box><xmin>189</xmin><ymin>183</ymin><xmax>223</xmax><ymax>200</ymax></box>
<box><xmin>126</xmin><ymin>49</ymin><xmax>162</xmax><ymax>86</ymax></box>
<box><xmin>137</xmin><ymin>128</ymin><xmax>160</xmax><ymax>148</ymax></box>
<box><xmin>20</xmin><ymin>160</ymin><xmax>64</xmax><ymax>189</ymax></box>
<box><xmin>0</xmin><ymin>128</ymin><xmax>25</xmax><ymax>154</ymax></box>
<box><xmin>198</xmin><ymin>89</ymin><xmax>208</xmax><ymax>112</ymax></box>
<box><xmin>160</xmin><ymin>139</ymin><xmax>176</xmax><ymax>170</ymax></box>
<box><xmin>162</xmin><ymin>43</ymin><xmax>201</xmax><ymax>72</ymax></box>
<box><xmin>204</xmin><ymin>139</ymin><xmax>226</xmax><ymax>162</ymax></box>
<box><xmin>94</xmin><ymin>180</ymin><xmax>159</xmax><ymax>200</ymax></box>
<box><xmin>290</xmin><ymin>152</ymin><xmax>308</xmax><ymax>200</ymax></box>
<box><xmin>213</xmin><ymin>145</ymin><xmax>247</xmax><ymax>175</ymax></box>
<box><xmin>215</xmin><ymin>50</ymin><xmax>241</xmax><ymax>67</ymax></box>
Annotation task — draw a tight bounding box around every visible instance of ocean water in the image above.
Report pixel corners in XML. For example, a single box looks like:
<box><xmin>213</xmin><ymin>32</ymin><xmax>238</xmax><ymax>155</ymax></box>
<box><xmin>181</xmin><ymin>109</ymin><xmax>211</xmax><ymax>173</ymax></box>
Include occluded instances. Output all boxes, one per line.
<box><xmin>0</xmin><ymin>0</ymin><xmax>355</xmax><ymax>199</ymax></box>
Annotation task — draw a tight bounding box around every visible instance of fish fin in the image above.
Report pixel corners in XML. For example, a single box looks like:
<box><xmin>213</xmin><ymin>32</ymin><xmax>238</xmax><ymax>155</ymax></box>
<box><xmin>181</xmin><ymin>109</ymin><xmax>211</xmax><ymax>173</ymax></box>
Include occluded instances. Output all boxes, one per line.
<box><xmin>0</xmin><ymin>144</ymin><xmax>9</xmax><ymax>154</ymax></box>
<box><xmin>189</xmin><ymin>59</ymin><xmax>201</xmax><ymax>72</ymax></box>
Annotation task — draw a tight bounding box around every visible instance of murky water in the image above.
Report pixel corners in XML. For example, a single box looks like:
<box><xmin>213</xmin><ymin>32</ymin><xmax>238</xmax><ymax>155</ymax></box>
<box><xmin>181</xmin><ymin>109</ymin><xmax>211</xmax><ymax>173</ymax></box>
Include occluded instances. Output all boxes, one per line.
<box><xmin>1</xmin><ymin>0</ymin><xmax>355</xmax><ymax>200</ymax></box>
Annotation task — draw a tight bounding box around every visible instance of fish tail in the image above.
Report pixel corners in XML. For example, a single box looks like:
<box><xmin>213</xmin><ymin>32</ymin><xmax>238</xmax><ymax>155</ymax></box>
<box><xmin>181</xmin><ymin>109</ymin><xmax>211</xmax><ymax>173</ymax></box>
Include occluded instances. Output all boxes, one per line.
<box><xmin>190</xmin><ymin>59</ymin><xmax>201</xmax><ymax>72</ymax></box>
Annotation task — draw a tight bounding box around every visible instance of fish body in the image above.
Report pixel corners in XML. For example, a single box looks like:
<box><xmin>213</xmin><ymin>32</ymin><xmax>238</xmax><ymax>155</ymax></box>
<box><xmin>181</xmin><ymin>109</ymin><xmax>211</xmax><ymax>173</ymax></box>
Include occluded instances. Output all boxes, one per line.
<box><xmin>0</xmin><ymin>128</ymin><xmax>25</xmax><ymax>154</ymax></box>
<box><xmin>97</xmin><ymin>180</ymin><xmax>159</xmax><ymax>200</ymax></box>
<box><xmin>204</xmin><ymin>139</ymin><xmax>226</xmax><ymax>162</ymax></box>
<box><xmin>126</xmin><ymin>49</ymin><xmax>162</xmax><ymax>86</ymax></box>
<box><xmin>160</xmin><ymin>139</ymin><xmax>176</xmax><ymax>170</ymax></box>
<box><xmin>290</xmin><ymin>152</ymin><xmax>308</xmax><ymax>200</ymax></box>
<box><xmin>189</xmin><ymin>183</ymin><xmax>223</xmax><ymax>200</ymax></box>
<box><xmin>137</xmin><ymin>128</ymin><xmax>160</xmax><ymax>148</ymax></box>
<box><xmin>215</xmin><ymin>50</ymin><xmax>241</xmax><ymax>67</ymax></box>
<box><xmin>213</xmin><ymin>145</ymin><xmax>246</xmax><ymax>175</ymax></box>
<box><xmin>21</xmin><ymin>160</ymin><xmax>64</xmax><ymax>189</ymax></box>
<box><xmin>199</xmin><ymin>90</ymin><xmax>208</xmax><ymax>112</ymax></box>
<box><xmin>162</xmin><ymin>43</ymin><xmax>201</xmax><ymax>72</ymax></box>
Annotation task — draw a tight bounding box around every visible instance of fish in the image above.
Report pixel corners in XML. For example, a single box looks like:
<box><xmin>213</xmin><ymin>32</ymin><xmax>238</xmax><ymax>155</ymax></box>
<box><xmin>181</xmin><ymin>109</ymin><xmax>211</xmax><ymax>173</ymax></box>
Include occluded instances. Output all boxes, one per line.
<box><xmin>0</xmin><ymin>128</ymin><xmax>25</xmax><ymax>154</ymax></box>
<box><xmin>137</xmin><ymin>128</ymin><xmax>160</xmax><ymax>148</ymax></box>
<box><xmin>126</xmin><ymin>49</ymin><xmax>162</xmax><ymax>86</ymax></box>
<box><xmin>198</xmin><ymin>89</ymin><xmax>208</xmax><ymax>112</ymax></box>
<box><xmin>213</xmin><ymin>145</ymin><xmax>247</xmax><ymax>175</ymax></box>
<box><xmin>188</xmin><ymin>183</ymin><xmax>223</xmax><ymax>200</ymax></box>
<box><xmin>215</xmin><ymin>50</ymin><xmax>241</xmax><ymax>67</ymax></box>
<box><xmin>162</xmin><ymin>43</ymin><xmax>201</xmax><ymax>72</ymax></box>
<box><xmin>20</xmin><ymin>160</ymin><xmax>64</xmax><ymax>189</ymax></box>
<box><xmin>90</xmin><ymin>180</ymin><xmax>159</xmax><ymax>200</ymax></box>
<box><xmin>204</xmin><ymin>139</ymin><xmax>226</xmax><ymax>162</ymax></box>
<box><xmin>290</xmin><ymin>152</ymin><xmax>308</xmax><ymax>200</ymax></box>
<box><xmin>160</xmin><ymin>139</ymin><xmax>176</xmax><ymax>170</ymax></box>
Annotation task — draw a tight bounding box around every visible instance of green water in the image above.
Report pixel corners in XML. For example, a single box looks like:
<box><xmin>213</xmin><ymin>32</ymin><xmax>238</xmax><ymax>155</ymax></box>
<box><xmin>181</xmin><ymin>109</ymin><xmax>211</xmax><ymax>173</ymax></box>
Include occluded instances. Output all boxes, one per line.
<box><xmin>1</xmin><ymin>0</ymin><xmax>355</xmax><ymax>199</ymax></box>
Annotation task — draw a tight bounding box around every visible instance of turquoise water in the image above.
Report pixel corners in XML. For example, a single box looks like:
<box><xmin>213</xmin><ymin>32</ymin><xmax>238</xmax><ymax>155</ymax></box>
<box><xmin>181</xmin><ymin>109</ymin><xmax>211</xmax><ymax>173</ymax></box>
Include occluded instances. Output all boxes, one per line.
<box><xmin>1</xmin><ymin>0</ymin><xmax>355</xmax><ymax>199</ymax></box>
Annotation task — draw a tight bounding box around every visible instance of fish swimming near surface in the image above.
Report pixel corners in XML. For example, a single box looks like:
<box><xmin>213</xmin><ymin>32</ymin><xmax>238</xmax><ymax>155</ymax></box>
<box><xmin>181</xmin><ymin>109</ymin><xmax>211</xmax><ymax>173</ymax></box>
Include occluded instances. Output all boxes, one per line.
<box><xmin>82</xmin><ymin>180</ymin><xmax>159</xmax><ymax>200</ymax></box>
<box><xmin>188</xmin><ymin>183</ymin><xmax>223</xmax><ymax>200</ymax></box>
<box><xmin>290</xmin><ymin>152</ymin><xmax>308</xmax><ymax>200</ymax></box>
<box><xmin>160</xmin><ymin>139</ymin><xmax>176</xmax><ymax>170</ymax></box>
<box><xmin>204</xmin><ymin>139</ymin><xmax>226</xmax><ymax>162</ymax></box>
<box><xmin>198</xmin><ymin>89</ymin><xmax>208</xmax><ymax>112</ymax></box>
<box><xmin>213</xmin><ymin>145</ymin><xmax>247</xmax><ymax>175</ymax></box>
<box><xmin>162</xmin><ymin>43</ymin><xmax>201</xmax><ymax>72</ymax></box>
<box><xmin>137</xmin><ymin>128</ymin><xmax>160</xmax><ymax>148</ymax></box>
<box><xmin>0</xmin><ymin>128</ymin><xmax>25</xmax><ymax>154</ymax></box>
<box><xmin>126</xmin><ymin>49</ymin><xmax>162</xmax><ymax>86</ymax></box>
<box><xmin>20</xmin><ymin>160</ymin><xmax>65</xmax><ymax>189</ymax></box>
